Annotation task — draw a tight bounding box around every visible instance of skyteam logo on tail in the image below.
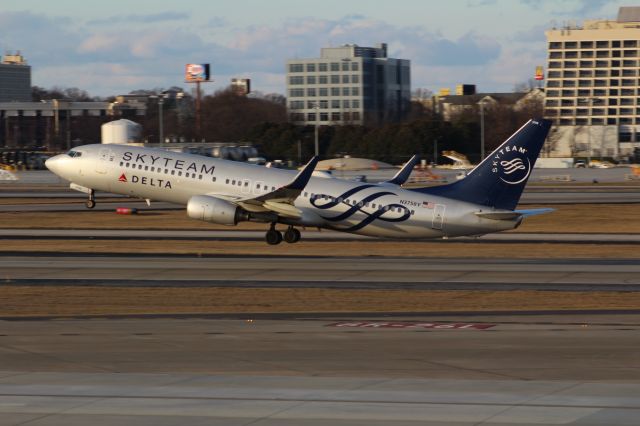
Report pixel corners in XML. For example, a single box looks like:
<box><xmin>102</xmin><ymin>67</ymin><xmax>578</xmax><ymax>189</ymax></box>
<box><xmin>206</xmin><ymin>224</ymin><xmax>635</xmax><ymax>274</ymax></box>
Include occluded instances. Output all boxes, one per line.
<box><xmin>491</xmin><ymin>145</ymin><xmax>531</xmax><ymax>185</ymax></box>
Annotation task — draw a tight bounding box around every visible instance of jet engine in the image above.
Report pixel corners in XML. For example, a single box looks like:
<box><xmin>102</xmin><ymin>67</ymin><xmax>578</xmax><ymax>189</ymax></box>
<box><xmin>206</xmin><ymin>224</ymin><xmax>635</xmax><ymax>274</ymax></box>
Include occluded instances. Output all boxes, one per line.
<box><xmin>186</xmin><ymin>195</ymin><xmax>248</xmax><ymax>226</ymax></box>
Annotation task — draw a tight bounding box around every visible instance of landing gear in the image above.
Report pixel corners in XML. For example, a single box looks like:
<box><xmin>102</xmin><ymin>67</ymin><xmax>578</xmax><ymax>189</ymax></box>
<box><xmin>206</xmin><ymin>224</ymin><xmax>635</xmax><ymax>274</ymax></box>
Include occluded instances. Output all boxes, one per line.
<box><xmin>283</xmin><ymin>226</ymin><xmax>301</xmax><ymax>244</ymax></box>
<box><xmin>265</xmin><ymin>223</ymin><xmax>283</xmax><ymax>245</ymax></box>
<box><xmin>85</xmin><ymin>190</ymin><xmax>96</xmax><ymax>209</ymax></box>
<box><xmin>265</xmin><ymin>224</ymin><xmax>302</xmax><ymax>245</ymax></box>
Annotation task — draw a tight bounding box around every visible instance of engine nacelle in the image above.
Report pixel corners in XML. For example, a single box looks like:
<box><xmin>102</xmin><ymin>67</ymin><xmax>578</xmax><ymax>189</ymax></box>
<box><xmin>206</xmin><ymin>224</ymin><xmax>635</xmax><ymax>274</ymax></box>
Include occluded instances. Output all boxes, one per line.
<box><xmin>186</xmin><ymin>195</ymin><xmax>246</xmax><ymax>226</ymax></box>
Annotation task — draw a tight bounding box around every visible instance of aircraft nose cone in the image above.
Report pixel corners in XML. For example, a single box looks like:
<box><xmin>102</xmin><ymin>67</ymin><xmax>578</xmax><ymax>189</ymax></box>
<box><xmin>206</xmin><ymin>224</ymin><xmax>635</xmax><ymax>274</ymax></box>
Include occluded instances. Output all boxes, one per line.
<box><xmin>45</xmin><ymin>154</ymin><xmax>67</xmax><ymax>176</ymax></box>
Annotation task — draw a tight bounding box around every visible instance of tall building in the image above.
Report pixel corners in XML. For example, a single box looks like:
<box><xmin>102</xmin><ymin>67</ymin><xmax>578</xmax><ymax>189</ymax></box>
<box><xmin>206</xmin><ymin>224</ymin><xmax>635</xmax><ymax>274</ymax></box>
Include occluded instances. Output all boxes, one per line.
<box><xmin>544</xmin><ymin>7</ymin><xmax>640</xmax><ymax>158</ymax></box>
<box><xmin>286</xmin><ymin>43</ymin><xmax>410</xmax><ymax>126</ymax></box>
<box><xmin>0</xmin><ymin>52</ymin><xmax>31</xmax><ymax>102</ymax></box>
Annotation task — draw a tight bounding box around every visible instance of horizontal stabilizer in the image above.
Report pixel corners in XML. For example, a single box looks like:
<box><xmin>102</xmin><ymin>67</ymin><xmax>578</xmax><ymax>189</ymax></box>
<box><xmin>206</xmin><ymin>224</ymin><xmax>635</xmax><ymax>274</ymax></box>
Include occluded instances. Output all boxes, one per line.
<box><xmin>475</xmin><ymin>211</ymin><xmax>522</xmax><ymax>220</ymax></box>
<box><xmin>514</xmin><ymin>208</ymin><xmax>555</xmax><ymax>217</ymax></box>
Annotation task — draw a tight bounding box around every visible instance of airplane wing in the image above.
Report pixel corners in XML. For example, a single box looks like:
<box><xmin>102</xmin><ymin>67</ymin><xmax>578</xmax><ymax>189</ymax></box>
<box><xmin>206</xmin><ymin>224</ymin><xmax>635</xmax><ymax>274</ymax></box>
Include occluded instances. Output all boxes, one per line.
<box><xmin>210</xmin><ymin>156</ymin><xmax>319</xmax><ymax>219</ymax></box>
<box><xmin>384</xmin><ymin>155</ymin><xmax>419</xmax><ymax>185</ymax></box>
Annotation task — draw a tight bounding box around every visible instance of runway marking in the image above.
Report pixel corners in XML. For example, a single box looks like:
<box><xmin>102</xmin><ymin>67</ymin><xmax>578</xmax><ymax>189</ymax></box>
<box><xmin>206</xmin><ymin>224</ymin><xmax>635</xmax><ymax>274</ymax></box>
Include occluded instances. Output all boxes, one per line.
<box><xmin>327</xmin><ymin>321</ymin><xmax>496</xmax><ymax>330</ymax></box>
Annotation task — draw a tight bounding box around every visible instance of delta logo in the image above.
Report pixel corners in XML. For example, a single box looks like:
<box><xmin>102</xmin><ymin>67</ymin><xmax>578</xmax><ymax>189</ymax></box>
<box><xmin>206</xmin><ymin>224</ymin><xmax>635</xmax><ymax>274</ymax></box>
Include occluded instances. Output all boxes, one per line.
<box><xmin>119</xmin><ymin>173</ymin><xmax>127</xmax><ymax>182</ymax></box>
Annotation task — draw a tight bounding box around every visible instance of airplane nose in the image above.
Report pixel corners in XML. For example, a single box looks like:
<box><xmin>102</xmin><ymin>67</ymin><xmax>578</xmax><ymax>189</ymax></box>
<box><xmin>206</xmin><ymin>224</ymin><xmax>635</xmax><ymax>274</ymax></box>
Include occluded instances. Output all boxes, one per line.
<box><xmin>45</xmin><ymin>154</ymin><xmax>67</xmax><ymax>175</ymax></box>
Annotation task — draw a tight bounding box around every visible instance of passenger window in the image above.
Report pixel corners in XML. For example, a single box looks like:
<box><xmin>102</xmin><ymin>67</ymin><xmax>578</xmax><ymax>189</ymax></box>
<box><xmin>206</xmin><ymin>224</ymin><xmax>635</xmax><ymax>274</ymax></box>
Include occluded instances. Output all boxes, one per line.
<box><xmin>178</xmin><ymin>171</ymin><xmax>182</xmax><ymax>176</ymax></box>
<box><xmin>171</xmin><ymin>170</ymin><xmax>175</xmax><ymax>175</ymax></box>
<box><xmin>199</xmin><ymin>175</ymin><xmax>203</xmax><ymax>180</ymax></box>
<box><xmin>126</xmin><ymin>163</ymin><xmax>130</xmax><ymax>167</ymax></box>
<box><xmin>145</xmin><ymin>166</ymin><xmax>149</xmax><ymax>171</ymax></box>
<box><xmin>164</xmin><ymin>169</ymin><xmax>168</xmax><ymax>174</ymax></box>
<box><xmin>226</xmin><ymin>179</ymin><xmax>229</xmax><ymax>184</ymax></box>
<box><xmin>138</xmin><ymin>165</ymin><xmax>142</xmax><ymax>169</ymax></box>
<box><xmin>212</xmin><ymin>177</ymin><xmax>216</xmax><ymax>182</ymax></box>
<box><xmin>150</xmin><ymin>167</ymin><xmax>154</xmax><ymax>172</ymax></box>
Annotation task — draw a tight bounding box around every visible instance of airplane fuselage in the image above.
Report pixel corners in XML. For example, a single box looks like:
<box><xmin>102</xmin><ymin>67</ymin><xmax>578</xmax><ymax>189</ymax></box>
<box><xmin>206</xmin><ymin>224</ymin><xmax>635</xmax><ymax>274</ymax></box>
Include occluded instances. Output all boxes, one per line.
<box><xmin>47</xmin><ymin>144</ymin><xmax>519</xmax><ymax>239</ymax></box>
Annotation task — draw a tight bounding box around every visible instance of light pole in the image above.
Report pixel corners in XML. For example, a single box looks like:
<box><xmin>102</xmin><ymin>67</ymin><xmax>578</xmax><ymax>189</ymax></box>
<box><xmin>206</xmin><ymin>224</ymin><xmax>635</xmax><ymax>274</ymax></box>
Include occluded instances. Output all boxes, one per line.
<box><xmin>314</xmin><ymin>103</ymin><xmax>319</xmax><ymax>157</ymax></box>
<box><xmin>158</xmin><ymin>96</ymin><xmax>164</xmax><ymax>146</ymax></box>
<box><xmin>478</xmin><ymin>100</ymin><xmax>486</xmax><ymax>161</ymax></box>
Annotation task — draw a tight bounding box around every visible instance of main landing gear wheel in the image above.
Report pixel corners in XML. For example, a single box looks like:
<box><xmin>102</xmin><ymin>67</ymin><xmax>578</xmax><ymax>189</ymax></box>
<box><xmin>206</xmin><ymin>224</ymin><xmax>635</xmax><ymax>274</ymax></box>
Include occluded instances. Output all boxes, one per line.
<box><xmin>265</xmin><ymin>226</ymin><xmax>283</xmax><ymax>245</ymax></box>
<box><xmin>283</xmin><ymin>227</ymin><xmax>301</xmax><ymax>244</ymax></box>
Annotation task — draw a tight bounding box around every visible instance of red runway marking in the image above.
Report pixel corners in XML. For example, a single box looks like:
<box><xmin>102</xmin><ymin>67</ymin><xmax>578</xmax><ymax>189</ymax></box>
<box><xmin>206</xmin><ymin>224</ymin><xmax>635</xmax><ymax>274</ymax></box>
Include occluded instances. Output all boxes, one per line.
<box><xmin>326</xmin><ymin>321</ymin><xmax>495</xmax><ymax>330</ymax></box>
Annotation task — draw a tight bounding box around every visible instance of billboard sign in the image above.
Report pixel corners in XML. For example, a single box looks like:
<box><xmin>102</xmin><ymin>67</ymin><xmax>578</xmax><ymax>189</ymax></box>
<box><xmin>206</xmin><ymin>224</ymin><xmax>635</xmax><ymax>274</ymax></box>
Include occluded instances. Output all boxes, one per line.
<box><xmin>535</xmin><ymin>65</ymin><xmax>544</xmax><ymax>81</ymax></box>
<box><xmin>185</xmin><ymin>63</ymin><xmax>211</xmax><ymax>82</ymax></box>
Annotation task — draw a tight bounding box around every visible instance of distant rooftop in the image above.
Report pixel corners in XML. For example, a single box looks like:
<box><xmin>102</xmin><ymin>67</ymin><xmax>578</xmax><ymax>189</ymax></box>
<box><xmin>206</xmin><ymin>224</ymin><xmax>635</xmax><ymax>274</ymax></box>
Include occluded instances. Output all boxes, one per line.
<box><xmin>617</xmin><ymin>6</ymin><xmax>640</xmax><ymax>23</ymax></box>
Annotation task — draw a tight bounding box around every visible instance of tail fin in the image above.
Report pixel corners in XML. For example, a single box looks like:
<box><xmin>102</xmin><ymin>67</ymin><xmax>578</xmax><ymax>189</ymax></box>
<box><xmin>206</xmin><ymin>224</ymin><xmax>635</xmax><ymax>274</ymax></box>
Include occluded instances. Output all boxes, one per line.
<box><xmin>413</xmin><ymin>119</ymin><xmax>551</xmax><ymax>210</ymax></box>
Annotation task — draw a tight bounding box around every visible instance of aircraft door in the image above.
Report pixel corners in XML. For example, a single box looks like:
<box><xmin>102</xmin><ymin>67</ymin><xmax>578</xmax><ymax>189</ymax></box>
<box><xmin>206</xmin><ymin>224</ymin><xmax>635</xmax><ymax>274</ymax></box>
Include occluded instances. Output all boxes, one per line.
<box><xmin>432</xmin><ymin>204</ymin><xmax>446</xmax><ymax>230</ymax></box>
<box><xmin>96</xmin><ymin>148</ymin><xmax>112</xmax><ymax>174</ymax></box>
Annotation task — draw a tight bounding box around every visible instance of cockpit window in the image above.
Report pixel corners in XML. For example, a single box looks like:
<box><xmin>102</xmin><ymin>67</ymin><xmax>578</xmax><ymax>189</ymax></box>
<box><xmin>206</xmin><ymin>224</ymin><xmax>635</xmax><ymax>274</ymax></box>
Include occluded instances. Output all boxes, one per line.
<box><xmin>67</xmin><ymin>151</ymin><xmax>83</xmax><ymax>158</ymax></box>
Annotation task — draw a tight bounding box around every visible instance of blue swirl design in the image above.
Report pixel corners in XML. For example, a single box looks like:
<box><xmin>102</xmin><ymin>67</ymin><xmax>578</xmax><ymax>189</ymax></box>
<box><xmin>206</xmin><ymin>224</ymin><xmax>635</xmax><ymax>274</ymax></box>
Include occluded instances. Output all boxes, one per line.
<box><xmin>310</xmin><ymin>185</ymin><xmax>411</xmax><ymax>232</ymax></box>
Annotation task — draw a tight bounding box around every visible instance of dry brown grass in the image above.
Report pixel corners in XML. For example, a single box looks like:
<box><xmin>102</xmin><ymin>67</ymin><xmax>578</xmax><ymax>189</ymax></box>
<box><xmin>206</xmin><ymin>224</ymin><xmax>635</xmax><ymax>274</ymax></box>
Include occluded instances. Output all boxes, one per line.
<box><xmin>0</xmin><ymin>286</ymin><xmax>638</xmax><ymax>317</ymax></box>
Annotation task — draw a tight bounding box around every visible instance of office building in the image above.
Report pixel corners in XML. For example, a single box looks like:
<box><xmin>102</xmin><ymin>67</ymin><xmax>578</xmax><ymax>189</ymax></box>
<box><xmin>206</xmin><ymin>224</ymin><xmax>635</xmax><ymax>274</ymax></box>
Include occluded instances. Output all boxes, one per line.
<box><xmin>286</xmin><ymin>43</ymin><xmax>410</xmax><ymax>126</ymax></box>
<box><xmin>544</xmin><ymin>6</ymin><xmax>640</xmax><ymax>158</ymax></box>
<box><xmin>0</xmin><ymin>52</ymin><xmax>31</xmax><ymax>102</ymax></box>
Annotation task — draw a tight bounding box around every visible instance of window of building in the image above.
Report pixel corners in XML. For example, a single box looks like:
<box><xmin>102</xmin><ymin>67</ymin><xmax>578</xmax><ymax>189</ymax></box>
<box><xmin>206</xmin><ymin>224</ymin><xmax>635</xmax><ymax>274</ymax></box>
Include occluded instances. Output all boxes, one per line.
<box><xmin>608</xmin><ymin>117</ymin><xmax>618</xmax><ymax>125</ymax></box>
<box><xmin>610</xmin><ymin>79</ymin><xmax>620</xmax><ymax>86</ymax></box>
<box><xmin>577</xmin><ymin>89</ymin><xmax>591</xmax><ymax>97</ymax></box>
<box><xmin>623</xmin><ymin>50</ymin><xmax>638</xmax><ymax>58</ymax></box>
<box><xmin>561</xmin><ymin>89</ymin><xmax>575</xmax><ymax>97</ymax></box>
<box><xmin>612</xmin><ymin>40</ymin><xmax>621</xmax><ymax>48</ymax></box>
<box><xmin>289</xmin><ymin>76</ymin><xmax>304</xmax><ymax>85</ymax></box>
<box><xmin>611</xmin><ymin>60</ymin><xmax>621</xmax><ymax>68</ymax></box>
<box><xmin>307</xmin><ymin>101</ymin><xmax>317</xmax><ymax>109</ymax></box>
<box><xmin>548</xmin><ymin>71</ymin><xmax>561</xmax><ymax>78</ymax></box>
<box><xmin>581</xmin><ymin>51</ymin><xmax>594</xmax><ymax>58</ymax></box>
<box><xmin>307</xmin><ymin>113</ymin><xmax>316</xmax><ymax>121</ymax></box>
<box><xmin>565</xmin><ymin>41</ymin><xmax>577</xmax><ymax>49</ymax></box>
<box><xmin>289</xmin><ymin>89</ymin><xmax>304</xmax><ymax>97</ymax></box>
<box><xmin>351</xmin><ymin>62</ymin><xmax>359</xmax><ymax>71</ymax></box>
<box><xmin>622</xmin><ymin>79</ymin><xmax>634</xmax><ymax>86</ymax></box>
<box><xmin>623</xmin><ymin>69</ymin><xmax>637</xmax><ymax>77</ymax></box>
<box><xmin>580</xmin><ymin>41</ymin><xmax>594</xmax><ymax>49</ymax></box>
<box><xmin>577</xmin><ymin>80</ymin><xmax>592</xmax><ymax>87</ymax></box>
<box><xmin>331</xmin><ymin>75</ymin><xmax>340</xmax><ymax>84</ymax></box>
<box><xmin>319</xmin><ymin>63</ymin><xmax>328</xmax><ymax>72</ymax></box>
<box><xmin>319</xmin><ymin>88</ymin><xmax>328</xmax><ymax>96</ymax></box>
<box><xmin>594</xmin><ymin>79</ymin><xmax>607</xmax><ymax>87</ymax></box>
<box><xmin>549</xmin><ymin>51</ymin><xmax>562</xmax><ymax>59</ymax></box>
<box><xmin>289</xmin><ymin>63</ymin><xmax>303</xmax><ymax>72</ymax></box>
<box><xmin>307</xmin><ymin>76</ymin><xmax>316</xmax><ymax>84</ymax></box>
<box><xmin>565</xmin><ymin>51</ymin><xmax>578</xmax><ymax>59</ymax></box>
<box><xmin>331</xmin><ymin>99</ymin><xmax>340</xmax><ymax>108</ymax></box>
<box><xmin>331</xmin><ymin>87</ymin><xmax>340</xmax><ymax>96</ymax></box>
<box><xmin>342</xmin><ymin>87</ymin><xmax>350</xmax><ymax>96</ymax></box>
<box><xmin>546</xmin><ymin>90</ymin><xmax>560</xmax><ymax>97</ymax></box>
<box><xmin>343</xmin><ymin>100</ymin><xmax>350</xmax><ymax>108</ymax></box>
<box><xmin>306</xmin><ymin>63</ymin><xmax>316</xmax><ymax>72</ymax></box>
<box><xmin>319</xmin><ymin>100</ymin><xmax>328</xmax><ymax>109</ymax></box>
<box><xmin>624</xmin><ymin>40</ymin><xmax>638</xmax><ymax>48</ymax></box>
<box><xmin>578</xmin><ymin>70</ymin><xmax>593</xmax><ymax>78</ymax></box>
<box><xmin>579</xmin><ymin>60</ymin><xmax>594</xmax><ymax>68</ymax></box>
<box><xmin>562</xmin><ymin>80</ymin><xmax>576</xmax><ymax>87</ymax></box>
<box><xmin>561</xmin><ymin>99</ymin><xmax>574</xmax><ymax>106</ymax></box>
<box><xmin>564</xmin><ymin>70</ymin><xmax>577</xmax><ymax>78</ymax></box>
<box><xmin>319</xmin><ymin>75</ymin><xmax>328</xmax><ymax>84</ymax></box>
<box><xmin>549</xmin><ymin>61</ymin><xmax>561</xmax><ymax>69</ymax></box>
<box><xmin>331</xmin><ymin>112</ymin><xmax>341</xmax><ymax>121</ymax></box>
<box><xmin>613</xmin><ymin>50</ymin><xmax>622</xmax><ymax>58</ymax></box>
<box><xmin>319</xmin><ymin>112</ymin><xmax>328</xmax><ymax>121</ymax></box>
<box><xmin>342</xmin><ymin>75</ymin><xmax>350</xmax><ymax>83</ymax></box>
<box><xmin>596</xmin><ymin>50</ymin><xmax>609</xmax><ymax>58</ymax></box>
<box><xmin>622</xmin><ymin>89</ymin><xmax>635</xmax><ymax>96</ymax></box>
<box><xmin>307</xmin><ymin>88</ymin><xmax>316</xmax><ymax>97</ymax></box>
<box><xmin>351</xmin><ymin>75</ymin><xmax>359</xmax><ymax>84</ymax></box>
<box><xmin>289</xmin><ymin>101</ymin><xmax>304</xmax><ymax>109</ymax></box>
<box><xmin>609</xmin><ymin>88</ymin><xmax>619</xmax><ymax>96</ymax></box>
<box><xmin>352</xmin><ymin>100</ymin><xmax>360</xmax><ymax>108</ymax></box>
<box><xmin>330</xmin><ymin>62</ymin><xmax>340</xmax><ymax>71</ymax></box>
<box><xmin>593</xmin><ymin>89</ymin><xmax>606</xmax><ymax>96</ymax></box>
<box><xmin>352</xmin><ymin>111</ymin><xmax>360</xmax><ymax>121</ymax></box>
<box><xmin>596</xmin><ymin>40</ymin><xmax>609</xmax><ymax>49</ymax></box>
<box><xmin>549</xmin><ymin>42</ymin><xmax>562</xmax><ymax>49</ymax></box>
<box><xmin>620</xmin><ymin>97</ymin><xmax>634</xmax><ymax>105</ymax></box>
<box><xmin>564</xmin><ymin>61</ymin><xmax>577</xmax><ymax>68</ymax></box>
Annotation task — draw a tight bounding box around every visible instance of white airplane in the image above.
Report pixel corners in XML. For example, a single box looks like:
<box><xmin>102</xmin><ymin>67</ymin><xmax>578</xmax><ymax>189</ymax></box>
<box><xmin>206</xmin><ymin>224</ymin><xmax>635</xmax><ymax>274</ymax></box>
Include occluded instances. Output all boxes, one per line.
<box><xmin>45</xmin><ymin>118</ymin><xmax>553</xmax><ymax>244</ymax></box>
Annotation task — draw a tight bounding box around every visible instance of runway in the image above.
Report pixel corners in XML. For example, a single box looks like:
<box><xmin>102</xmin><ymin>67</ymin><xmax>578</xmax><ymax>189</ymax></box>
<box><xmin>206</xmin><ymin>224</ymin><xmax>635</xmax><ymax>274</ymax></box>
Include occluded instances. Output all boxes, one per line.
<box><xmin>2</xmin><ymin>228</ymin><xmax>640</xmax><ymax>244</ymax></box>
<box><xmin>2</xmin><ymin>255</ymin><xmax>640</xmax><ymax>292</ymax></box>
<box><xmin>1</xmin><ymin>315</ymin><xmax>639</xmax><ymax>425</ymax></box>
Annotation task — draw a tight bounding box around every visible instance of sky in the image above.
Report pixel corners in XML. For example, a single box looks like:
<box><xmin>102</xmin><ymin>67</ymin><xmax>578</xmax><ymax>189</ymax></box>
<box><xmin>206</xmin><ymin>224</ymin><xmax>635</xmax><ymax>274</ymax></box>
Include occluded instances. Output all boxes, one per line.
<box><xmin>0</xmin><ymin>0</ymin><xmax>629</xmax><ymax>97</ymax></box>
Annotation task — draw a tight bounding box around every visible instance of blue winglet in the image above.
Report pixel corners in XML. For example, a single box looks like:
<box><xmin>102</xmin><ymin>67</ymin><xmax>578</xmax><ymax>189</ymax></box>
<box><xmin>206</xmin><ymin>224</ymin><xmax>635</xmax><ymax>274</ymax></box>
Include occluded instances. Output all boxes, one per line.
<box><xmin>386</xmin><ymin>155</ymin><xmax>419</xmax><ymax>185</ymax></box>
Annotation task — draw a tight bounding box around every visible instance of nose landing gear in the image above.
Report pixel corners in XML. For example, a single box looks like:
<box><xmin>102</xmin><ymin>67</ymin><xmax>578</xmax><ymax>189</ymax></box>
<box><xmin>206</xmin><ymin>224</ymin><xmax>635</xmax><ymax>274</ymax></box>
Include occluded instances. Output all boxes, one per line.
<box><xmin>265</xmin><ymin>224</ymin><xmax>301</xmax><ymax>245</ymax></box>
<box><xmin>85</xmin><ymin>190</ymin><xmax>96</xmax><ymax>209</ymax></box>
